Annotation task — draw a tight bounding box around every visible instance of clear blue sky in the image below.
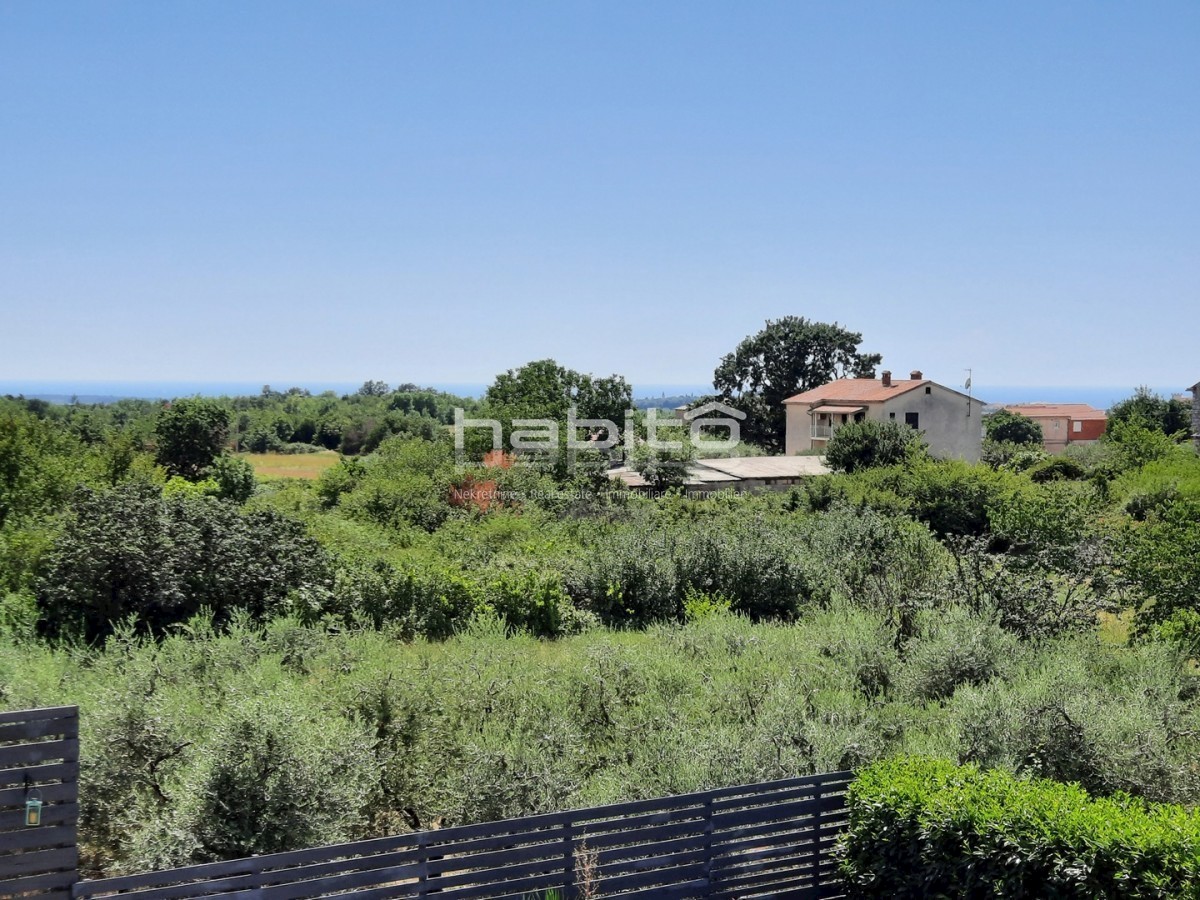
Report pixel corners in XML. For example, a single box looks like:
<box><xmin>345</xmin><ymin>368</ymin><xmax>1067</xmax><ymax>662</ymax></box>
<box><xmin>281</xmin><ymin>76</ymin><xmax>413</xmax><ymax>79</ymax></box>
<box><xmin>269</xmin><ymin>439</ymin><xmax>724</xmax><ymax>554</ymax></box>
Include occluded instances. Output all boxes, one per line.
<box><xmin>1</xmin><ymin>1</ymin><xmax>1196</xmax><ymax>391</ymax></box>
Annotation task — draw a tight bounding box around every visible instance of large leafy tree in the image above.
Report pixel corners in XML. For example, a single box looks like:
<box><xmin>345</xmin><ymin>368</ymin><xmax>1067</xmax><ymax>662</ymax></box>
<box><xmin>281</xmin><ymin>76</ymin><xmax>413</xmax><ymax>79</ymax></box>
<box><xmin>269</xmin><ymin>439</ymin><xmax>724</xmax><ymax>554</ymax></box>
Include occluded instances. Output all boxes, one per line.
<box><xmin>1108</xmin><ymin>387</ymin><xmax>1191</xmax><ymax>438</ymax></box>
<box><xmin>713</xmin><ymin>317</ymin><xmax>881</xmax><ymax>451</ymax></box>
<box><xmin>985</xmin><ymin>410</ymin><xmax>1044</xmax><ymax>446</ymax></box>
<box><xmin>0</xmin><ymin>403</ymin><xmax>81</xmax><ymax>529</ymax></box>
<box><xmin>483</xmin><ymin>359</ymin><xmax>631</xmax><ymax>424</ymax></box>
<box><xmin>475</xmin><ymin>360</ymin><xmax>632</xmax><ymax>474</ymax></box>
<box><xmin>154</xmin><ymin>398</ymin><xmax>230</xmax><ymax>480</ymax></box>
<box><xmin>37</xmin><ymin>483</ymin><xmax>332</xmax><ymax>642</ymax></box>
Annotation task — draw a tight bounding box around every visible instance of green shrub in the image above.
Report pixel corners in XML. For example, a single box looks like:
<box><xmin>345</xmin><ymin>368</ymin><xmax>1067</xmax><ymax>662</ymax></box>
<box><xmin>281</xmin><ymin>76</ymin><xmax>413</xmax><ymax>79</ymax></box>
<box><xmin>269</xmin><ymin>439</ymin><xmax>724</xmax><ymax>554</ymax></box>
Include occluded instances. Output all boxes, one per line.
<box><xmin>315</xmin><ymin>456</ymin><xmax>364</xmax><ymax>508</ymax></box>
<box><xmin>1103</xmin><ymin>421</ymin><xmax>1179</xmax><ymax>475</ymax></box>
<box><xmin>981</xmin><ymin>439</ymin><xmax>1045</xmax><ymax>471</ymax></box>
<box><xmin>127</xmin><ymin>693</ymin><xmax>379</xmax><ymax>870</ymax></box>
<box><xmin>1027</xmin><ymin>455</ymin><xmax>1088</xmax><ymax>483</ymax></box>
<box><xmin>942</xmin><ymin>637</ymin><xmax>1200</xmax><ymax>805</ymax></box>
<box><xmin>1114</xmin><ymin>451</ymin><xmax>1200</xmax><ymax>519</ymax></box>
<box><xmin>1121</xmin><ymin>500</ymin><xmax>1200</xmax><ymax>632</ymax></box>
<box><xmin>208</xmin><ymin>453</ymin><xmax>256</xmax><ymax>503</ymax></box>
<box><xmin>984</xmin><ymin>409</ymin><xmax>1044</xmax><ymax>446</ymax></box>
<box><xmin>682</xmin><ymin>588</ymin><xmax>733</xmax><ymax>623</ymax></box>
<box><xmin>37</xmin><ymin>484</ymin><xmax>332</xmax><ymax>641</ymax></box>
<box><xmin>479</xmin><ymin>568</ymin><xmax>579</xmax><ymax>637</ymax></box>
<box><xmin>1142</xmin><ymin>609</ymin><xmax>1200</xmax><ymax>661</ymax></box>
<box><xmin>799</xmin><ymin>504</ymin><xmax>948</xmax><ymax>640</ymax></box>
<box><xmin>329</xmin><ymin>559</ymin><xmax>485</xmax><ymax>639</ymax></box>
<box><xmin>0</xmin><ymin>590</ymin><xmax>38</xmax><ymax>641</ymax></box>
<box><xmin>895</xmin><ymin>607</ymin><xmax>1018</xmax><ymax>703</ymax></box>
<box><xmin>838</xmin><ymin>756</ymin><xmax>1200</xmax><ymax>899</ymax></box>
<box><xmin>566</xmin><ymin>510</ymin><xmax>829</xmax><ymax>627</ymax></box>
<box><xmin>838</xmin><ymin>460</ymin><xmax>1016</xmax><ymax>538</ymax></box>
<box><xmin>329</xmin><ymin>436</ymin><xmax>458</xmax><ymax>532</ymax></box>
<box><xmin>825</xmin><ymin>420</ymin><xmax>927</xmax><ymax>473</ymax></box>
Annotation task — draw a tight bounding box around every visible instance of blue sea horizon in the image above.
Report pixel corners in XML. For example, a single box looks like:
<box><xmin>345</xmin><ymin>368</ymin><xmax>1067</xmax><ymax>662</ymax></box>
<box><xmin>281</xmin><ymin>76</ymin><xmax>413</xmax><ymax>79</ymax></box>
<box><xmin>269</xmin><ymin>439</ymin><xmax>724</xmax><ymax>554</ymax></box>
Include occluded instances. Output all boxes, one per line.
<box><xmin>0</xmin><ymin>380</ymin><xmax>1188</xmax><ymax>411</ymax></box>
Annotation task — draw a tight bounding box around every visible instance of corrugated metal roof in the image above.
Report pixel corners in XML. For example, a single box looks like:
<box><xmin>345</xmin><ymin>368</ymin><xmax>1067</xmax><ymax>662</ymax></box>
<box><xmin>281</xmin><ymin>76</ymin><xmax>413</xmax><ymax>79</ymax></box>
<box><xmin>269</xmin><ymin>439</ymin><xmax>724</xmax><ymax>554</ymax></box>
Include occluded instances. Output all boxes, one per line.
<box><xmin>694</xmin><ymin>457</ymin><xmax>830</xmax><ymax>479</ymax></box>
<box><xmin>608</xmin><ymin>455</ymin><xmax>830</xmax><ymax>488</ymax></box>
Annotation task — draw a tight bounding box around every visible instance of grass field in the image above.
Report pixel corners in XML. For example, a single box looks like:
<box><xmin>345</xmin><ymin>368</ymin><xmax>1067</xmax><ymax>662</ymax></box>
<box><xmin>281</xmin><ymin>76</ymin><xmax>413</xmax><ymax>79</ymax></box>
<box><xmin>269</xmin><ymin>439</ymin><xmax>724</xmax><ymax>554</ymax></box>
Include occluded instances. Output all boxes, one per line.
<box><xmin>238</xmin><ymin>450</ymin><xmax>340</xmax><ymax>480</ymax></box>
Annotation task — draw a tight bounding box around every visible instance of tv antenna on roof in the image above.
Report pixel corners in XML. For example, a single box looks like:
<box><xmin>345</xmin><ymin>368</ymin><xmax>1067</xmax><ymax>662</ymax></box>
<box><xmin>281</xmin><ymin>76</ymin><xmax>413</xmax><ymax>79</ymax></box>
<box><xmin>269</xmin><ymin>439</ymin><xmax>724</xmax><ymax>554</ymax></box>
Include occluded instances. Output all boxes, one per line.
<box><xmin>965</xmin><ymin>369</ymin><xmax>974</xmax><ymax>417</ymax></box>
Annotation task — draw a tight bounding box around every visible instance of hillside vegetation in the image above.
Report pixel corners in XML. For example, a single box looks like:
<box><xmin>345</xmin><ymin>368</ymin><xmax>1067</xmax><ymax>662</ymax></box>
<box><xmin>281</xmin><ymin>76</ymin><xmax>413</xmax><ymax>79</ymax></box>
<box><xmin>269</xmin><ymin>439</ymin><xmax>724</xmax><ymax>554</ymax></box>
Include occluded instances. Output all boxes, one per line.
<box><xmin>2</xmin><ymin>376</ymin><xmax>1199</xmax><ymax>877</ymax></box>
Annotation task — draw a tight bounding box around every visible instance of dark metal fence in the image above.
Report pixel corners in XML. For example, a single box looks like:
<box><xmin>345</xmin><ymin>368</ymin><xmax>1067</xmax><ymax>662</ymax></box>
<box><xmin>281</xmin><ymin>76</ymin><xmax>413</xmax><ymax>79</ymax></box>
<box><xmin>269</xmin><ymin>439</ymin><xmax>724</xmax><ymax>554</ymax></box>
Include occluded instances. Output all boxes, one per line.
<box><xmin>72</xmin><ymin>772</ymin><xmax>850</xmax><ymax>899</ymax></box>
<box><xmin>0</xmin><ymin>706</ymin><xmax>80</xmax><ymax>899</ymax></box>
<box><xmin>0</xmin><ymin>706</ymin><xmax>850</xmax><ymax>899</ymax></box>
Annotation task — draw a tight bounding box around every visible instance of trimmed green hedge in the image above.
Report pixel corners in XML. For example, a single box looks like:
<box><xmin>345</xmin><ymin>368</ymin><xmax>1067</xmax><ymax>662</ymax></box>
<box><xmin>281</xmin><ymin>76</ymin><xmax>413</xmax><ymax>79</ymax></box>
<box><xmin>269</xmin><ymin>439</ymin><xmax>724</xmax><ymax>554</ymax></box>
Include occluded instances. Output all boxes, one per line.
<box><xmin>838</xmin><ymin>756</ymin><xmax>1200</xmax><ymax>899</ymax></box>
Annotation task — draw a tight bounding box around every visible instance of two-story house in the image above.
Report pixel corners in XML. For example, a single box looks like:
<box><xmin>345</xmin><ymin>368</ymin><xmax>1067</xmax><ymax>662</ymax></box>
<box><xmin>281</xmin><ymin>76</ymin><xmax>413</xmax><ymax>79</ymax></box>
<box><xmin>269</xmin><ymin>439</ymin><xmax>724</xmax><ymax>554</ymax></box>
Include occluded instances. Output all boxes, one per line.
<box><xmin>783</xmin><ymin>369</ymin><xmax>985</xmax><ymax>462</ymax></box>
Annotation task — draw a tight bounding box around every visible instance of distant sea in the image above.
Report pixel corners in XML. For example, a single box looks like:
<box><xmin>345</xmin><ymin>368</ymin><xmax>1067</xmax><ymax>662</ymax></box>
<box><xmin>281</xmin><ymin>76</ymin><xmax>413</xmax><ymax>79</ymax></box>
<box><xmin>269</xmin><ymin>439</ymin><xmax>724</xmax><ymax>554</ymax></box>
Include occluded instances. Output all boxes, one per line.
<box><xmin>0</xmin><ymin>380</ymin><xmax>1187</xmax><ymax>411</ymax></box>
<box><xmin>0</xmin><ymin>380</ymin><xmax>719</xmax><ymax>404</ymax></box>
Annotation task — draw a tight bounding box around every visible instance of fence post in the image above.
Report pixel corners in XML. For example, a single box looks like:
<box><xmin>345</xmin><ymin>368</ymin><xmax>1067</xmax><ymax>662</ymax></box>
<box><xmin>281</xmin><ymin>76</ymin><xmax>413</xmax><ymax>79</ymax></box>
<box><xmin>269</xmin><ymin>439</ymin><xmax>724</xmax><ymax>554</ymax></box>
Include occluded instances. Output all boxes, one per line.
<box><xmin>416</xmin><ymin>829</ymin><xmax>428</xmax><ymax>898</ymax></box>
<box><xmin>0</xmin><ymin>706</ymin><xmax>79</xmax><ymax>900</ymax></box>
<box><xmin>563</xmin><ymin>819</ymin><xmax>576</xmax><ymax>899</ymax></box>
<box><xmin>701</xmin><ymin>793</ymin><xmax>715</xmax><ymax>892</ymax></box>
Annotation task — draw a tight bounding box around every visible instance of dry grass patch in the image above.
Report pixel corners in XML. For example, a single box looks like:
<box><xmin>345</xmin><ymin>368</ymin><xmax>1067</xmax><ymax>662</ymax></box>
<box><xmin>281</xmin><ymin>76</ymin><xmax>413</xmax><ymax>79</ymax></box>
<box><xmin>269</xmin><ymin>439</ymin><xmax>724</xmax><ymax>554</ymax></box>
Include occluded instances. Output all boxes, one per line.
<box><xmin>1098</xmin><ymin>608</ymin><xmax>1135</xmax><ymax>646</ymax></box>
<box><xmin>239</xmin><ymin>450</ymin><xmax>340</xmax><ymax>480</ymax></box>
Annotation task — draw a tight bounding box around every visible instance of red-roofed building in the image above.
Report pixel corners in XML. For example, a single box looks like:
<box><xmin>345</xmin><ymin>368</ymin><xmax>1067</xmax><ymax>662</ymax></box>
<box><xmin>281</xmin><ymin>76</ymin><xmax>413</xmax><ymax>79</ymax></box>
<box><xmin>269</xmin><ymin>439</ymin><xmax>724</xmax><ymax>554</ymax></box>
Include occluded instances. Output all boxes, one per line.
<box><xmin>784</xmin><ymin>369</ymin><xmax>985</xmax><ymax>461</ymax></box>
<box><xmin>999</xmin><ymin>403</ymin><xmax>1107</xmax><ymax>453</ymax></box>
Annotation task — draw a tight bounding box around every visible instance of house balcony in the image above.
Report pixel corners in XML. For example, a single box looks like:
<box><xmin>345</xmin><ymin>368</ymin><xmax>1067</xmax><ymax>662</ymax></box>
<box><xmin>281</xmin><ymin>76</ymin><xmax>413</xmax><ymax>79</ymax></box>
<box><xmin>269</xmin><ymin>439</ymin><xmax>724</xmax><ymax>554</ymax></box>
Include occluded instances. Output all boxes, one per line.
<box><xmin>811</xmin><ymin>424</ymin><xmax>834</xmax><ymax>439</ymax></box>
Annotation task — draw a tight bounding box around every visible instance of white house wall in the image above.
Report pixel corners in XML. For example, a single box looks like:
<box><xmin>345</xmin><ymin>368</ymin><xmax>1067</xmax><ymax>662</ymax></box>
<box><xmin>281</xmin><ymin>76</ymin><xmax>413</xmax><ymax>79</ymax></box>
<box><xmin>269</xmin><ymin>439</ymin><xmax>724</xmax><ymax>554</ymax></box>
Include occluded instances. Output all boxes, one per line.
<box><xmin>784</xmin><ymin>404</ymin><xmax>813</xmax><ymax>455</ymax></box>
<box><xmin>880</xmin><ymin>385</ymin><xmax>982</xmax><ymax>462</ymax></box>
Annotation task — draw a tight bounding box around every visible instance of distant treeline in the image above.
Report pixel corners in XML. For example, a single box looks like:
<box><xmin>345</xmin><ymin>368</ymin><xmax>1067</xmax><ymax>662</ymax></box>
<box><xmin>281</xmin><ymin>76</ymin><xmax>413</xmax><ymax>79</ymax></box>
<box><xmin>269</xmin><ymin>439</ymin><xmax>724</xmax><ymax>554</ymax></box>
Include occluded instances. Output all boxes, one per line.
<box><xmin>4</xmin><ymin>381</ymin><xmax>480</xmax><ymax>456</ymax></box>
<box><xmin>632</xmin><ymin>394</ymin><xmax>700</xmax><ymax>411</ymax></box>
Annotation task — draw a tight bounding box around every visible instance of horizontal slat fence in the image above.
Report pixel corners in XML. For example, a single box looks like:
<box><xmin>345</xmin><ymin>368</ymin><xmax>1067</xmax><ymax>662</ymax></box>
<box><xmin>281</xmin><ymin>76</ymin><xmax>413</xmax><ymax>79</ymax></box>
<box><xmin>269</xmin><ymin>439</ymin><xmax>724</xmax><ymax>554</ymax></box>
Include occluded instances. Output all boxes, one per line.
<box><xmin>72</xmin><ymin>771</ymin><xmax>850</xmax><ymax>899</ymax></box>
<box><xmin>0</xmin><ymin>706</ymin><xmax>80</xmax><ymax>900</ymax></box>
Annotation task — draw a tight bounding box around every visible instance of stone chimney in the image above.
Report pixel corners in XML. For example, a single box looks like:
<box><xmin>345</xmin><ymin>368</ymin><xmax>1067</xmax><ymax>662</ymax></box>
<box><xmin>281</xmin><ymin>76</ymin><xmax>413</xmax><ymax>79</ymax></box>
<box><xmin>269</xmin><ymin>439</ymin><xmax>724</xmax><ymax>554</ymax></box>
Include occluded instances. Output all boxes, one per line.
<box><xmin>910</xmin><ymin>370</ymin><xmax>923</xmax><ymax>380</ymax></box>
<box><xmin>881</xmin><ymin>370</ymin><xmax>892</xmax><ymax>387</ymax></box>
<box><xmin>1191</xmin><ymin>381</ymin><xmax>1200</xmax><ymax>453</ymax></box>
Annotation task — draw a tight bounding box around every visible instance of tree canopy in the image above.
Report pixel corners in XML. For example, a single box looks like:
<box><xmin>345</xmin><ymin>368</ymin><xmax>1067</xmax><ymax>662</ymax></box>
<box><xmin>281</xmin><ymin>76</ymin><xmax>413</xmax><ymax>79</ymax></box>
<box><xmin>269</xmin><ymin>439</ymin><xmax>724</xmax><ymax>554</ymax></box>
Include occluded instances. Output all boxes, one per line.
<box><xmin>154</xmin><ymin>398</ymin><xmax>230</xmax><ymax>480</ymax></box>
<box><xmin>713</xmin><ymin>317</ymin><xmax>881</xmax><ymax>451</ymax></box>
<box><xmin>475</xmin><ymin>359</ymin><xmax>633</xmax><ymax>474</ymax></box>
<box><xmin>483</xmin><ymin>359</ymin><xmax>631</xmax><ymax>425</ymax></box>
<box><xmin>984</xmin><ymin>410</ymin><xmax>1044</xmax><ymax>446</ymax></box>
<box><xmin>37</xmin><ymin>483</ymin><xmax>332</xmax><ymax>642</ymax></box>
<box><xmin>1108</xmin><ymin>387</ymin><xmax>1191</xmax><ymax>437</ymax></box>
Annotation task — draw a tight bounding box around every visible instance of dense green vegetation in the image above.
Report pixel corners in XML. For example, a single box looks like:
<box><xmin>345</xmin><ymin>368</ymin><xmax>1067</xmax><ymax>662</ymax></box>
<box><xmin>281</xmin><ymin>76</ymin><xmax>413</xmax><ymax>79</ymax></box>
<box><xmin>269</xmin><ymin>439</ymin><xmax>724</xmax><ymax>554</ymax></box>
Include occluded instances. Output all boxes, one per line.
<box><xmin>2</xmin><ymin>375</ymin><xmax>1199</xmax><ymax>883</ymax></box>
<box><xmin>984</xmin><ymin>408</ymin><xmax>1044</xmax><ymax>446</ymax></box>
<box><xmin>840</xmin><ymin>757</ymin><xmax>1200</xmax><ymax>898</ymax></box>
<box><xmin>6</xmin><ymin>611</ymin><xmax>1200</xmax><ymax>877</ymax></box>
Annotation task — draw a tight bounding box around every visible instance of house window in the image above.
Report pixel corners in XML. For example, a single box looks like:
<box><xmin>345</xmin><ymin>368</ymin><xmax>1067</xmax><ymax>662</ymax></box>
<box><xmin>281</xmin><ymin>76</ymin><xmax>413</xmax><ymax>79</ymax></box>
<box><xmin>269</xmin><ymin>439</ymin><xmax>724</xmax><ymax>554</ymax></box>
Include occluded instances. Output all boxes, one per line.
<box><xmin>905</xmin><ymin>412</ymin><xmax>919</xmax><ymax>429</ymax></box>
<box><xmin>925</xmin><ymin>386</ymin><xmax>932</xmax><ymax>394</ymax></box>
<box><xmin>889</xmin><ymin>412</ymin><xmax>895</xmax><ymax>420</ymax></box>
<box><xmin>854</xmin><ymin>411</ymin><xmax>865</xmax><ymax>423</ymax></box>
<box><xmin>1073</xmin><ymin>421</ymin><xmax>1082</xmax><ymax>433</ymax></box>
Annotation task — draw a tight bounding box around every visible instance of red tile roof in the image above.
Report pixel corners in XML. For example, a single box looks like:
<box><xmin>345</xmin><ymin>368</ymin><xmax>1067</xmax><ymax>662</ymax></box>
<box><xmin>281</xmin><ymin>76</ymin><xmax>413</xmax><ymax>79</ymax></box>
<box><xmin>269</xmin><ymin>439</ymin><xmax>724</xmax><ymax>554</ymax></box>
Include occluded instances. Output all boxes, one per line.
<box><xmin>784</xmin><ymin>378</ymin><xmax>929</xmax><ymax>405</ymax></box>
<box><xmin>1000</xmin><ymin>403</ymin><xmax>1107</xmax><ymax>421</ymax></box>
